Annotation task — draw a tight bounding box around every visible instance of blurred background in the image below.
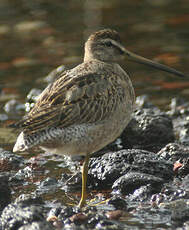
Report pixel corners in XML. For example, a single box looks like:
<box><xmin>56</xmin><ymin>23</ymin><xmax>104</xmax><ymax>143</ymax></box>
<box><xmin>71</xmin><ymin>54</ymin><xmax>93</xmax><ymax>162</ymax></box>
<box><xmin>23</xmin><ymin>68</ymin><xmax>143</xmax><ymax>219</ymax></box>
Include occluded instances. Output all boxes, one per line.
<box><xmin>0</xmin><ymin>0</ymin><xmax>189</xmax><ymax>148</ymax></box>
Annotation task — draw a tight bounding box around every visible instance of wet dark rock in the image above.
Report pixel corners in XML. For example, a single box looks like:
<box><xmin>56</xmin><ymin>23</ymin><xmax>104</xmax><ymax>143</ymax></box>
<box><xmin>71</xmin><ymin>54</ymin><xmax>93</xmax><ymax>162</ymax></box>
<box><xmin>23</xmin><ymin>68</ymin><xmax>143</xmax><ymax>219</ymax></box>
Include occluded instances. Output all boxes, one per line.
<box><xmin>57</xmin><ymin>206</ymin><xmax>81</xmax><ymax>220</ymax></box>
<box><xmin>151</xmin><ymin>193</ymin><xmax>165</xmax><ymax>205</ymax></box>
<box><xmin>44</xmin><ymin>64</ymin><xmax>66</xmax><ymax>83</ymax></box>
<box><xmin>47</xmin><ymin>206</ymin><xmax>78</xmax><ymax>226</ymax></box>
<box><xmin>69</xmin><ymin>213</ymin><xmax>88</xmax><ymax>224</ymax></box>
<box><xmin>0</xmin><ymin>148</ymin><xmax>25</xmax><ymax>171</ymax></box>
<box><xmin>86</xmin><ymin>212</ymin><xmax>103</xmax><ymax>229</ymax></box>
<box><xmin>14</xmin><ymin>194</ymin><xmax>43</xmax><ymax>206</ymax></box>
<box><xmin>36</xmin><ymin>177</ymin><xmax>58</xmax><ymax>195</ymax></box>
<box><xmin>158</xmin><ymin>143</ymin><xmax>189</xmax><ymax>162</ymax></box>
<box><xmin>0</xmin><ymin>202</ymin><xmax>49</xmax><ymax>230</ymax></box>
<box><xmin>25</xmin><ymin>88</ymin><xmax>42</xmax><ymax>112</ymax></box>
<box><xmin>158</xmin><ymin>143</ymin><xmax>189</xmax><ymax>177</ymax></box>
<box><xmin>168</xmin><ymin>98</ymin><xmax>189</xmax><ymax>145</ymax></box>
<box><xmin>61</xmin><ymin>172</ymin><xmax>83</xmax><ymax>192</ymax></box>
<box><xmin>121</xmin><ymin>108</ymin><xmax>174</xmax><ymax>152</ymax></box>
<box><xmin>0</xmin><ymin>158</ymin><xmax>13</xmax><ymax>172</ymax></box>
<box><xmin>112</xmin><ymin>172</ymin><xmax>163</xmax><ymax>195</ymax></box>
<box><xmin>95</xmin><ymin>219</ymin><xmax>124</xmax><ymax>230</ymax></box>
<box><xmin>182</xmin><ymin>174</ymin><xmax>189</xmax><ymax>190</ymax></box>
<box><xmin>18</xmin><ymin>221</ymin><xmax>52</xmax><ymax>230</ymax></box>
<box><xmin>167</xmin><ymin>97</ymin><xmax>189</xmax><ymax>117</ymax></box>
<box><xmin>88</xmin><ymin>149</ymin><xmax>173</xmax><ymax>189</ymax></box>
<box><xmin>180</xmin><ymin>221</ymin><xmax>189</xmax><ymax>229</ymax></box>
<box><xmin>106</xmin><ymin>210</ymin><xmax>123</xmax><ymax>220</ymax></box>
<box><xmin>107</xmin><ymin>196</ymin><xmax>127</xmax><ymax>210</ymax></box>
<box><xmin>161</xmin><ymin>199</ymin><xmax>189</xmax><ymax>222</ymax></box>
<box><xmin>49</xmin><ymin>205</ymin><xmax>124</xmax><ymax>230</ymax></box>
<box><xmin>174</xmin><ymin>118</ymin><xmax>189</xmax><ymax>145</ymax></box>
<box><xmin>13</xmin><ymin>166</ymin><xmax>33</xmax><ymax>180</ymax></box>
<box><xmin>47</xmin><ymin>206</ymin><xmax>62</xmax><ymax>220</ymax></box>
<box><xmin>4</xmin><ymin>99</ymin><xmax>25</xmax><ymax>114</ymax></box>
<box><xmin>176</xmin><ymin>158</ymin><xmax>189</xmax><ymax>177</ymax></box>
<box><xmin>61</xmin><ymin>171</ymin><xmax>98</xmax><ymax>193</ymax></box>
<box><xmin>0</xmin><ymin>175</ymin><xmax>11</xmax><ymax>211</ymax></box>
<box><xmin>151</xmin><ymin>179</ymin><xmax>189</xmax><ymax>205</ymax></box>
<box><xmin>59</xmin><ymin>172</ymin><xmax>72</xmax><ymax>184</ymax></box>
<box><xmin>26</xmin><ymin>88</ymin><xmax>42</xmax><ymax>102</ymax></box>
<box><xmin>71</xmin><ymin>155</ymin><xmax>85</xmax><ymax>162</ymax></box>
<box><xmin>49</xmin><ymin>206</ymin><xmax>88</xmax><ymax>229</ymax></box>
<box><xmin>128</xmin><ymin>184</ymin><xmax>158</xmax><ymax>202</ymax></box>
<box><xmin>2</xmin><ymin>95</ymin><xmax>188</xmax><ymax>230</ymax></box>
<box><xmin>135</xmin><ymin>95</ymin><xmax>157</xmax><ymax>109</ymax></box>
<box><xmin>63</xmin><ymin>223</ymin><xmax>87</xmax><ymax>230</ymax></box>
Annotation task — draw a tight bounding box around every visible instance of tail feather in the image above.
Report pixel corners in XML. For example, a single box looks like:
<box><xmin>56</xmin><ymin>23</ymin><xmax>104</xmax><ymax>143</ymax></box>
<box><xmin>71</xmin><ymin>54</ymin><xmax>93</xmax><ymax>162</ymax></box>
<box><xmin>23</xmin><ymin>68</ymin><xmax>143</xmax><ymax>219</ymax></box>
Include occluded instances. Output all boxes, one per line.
<box><xmin>13</xmin><ymin>132</ymin><xmax>28</xmax><ymax>152</ymax></box>
<box><xmin>13</xmin><ymin>130</ymin><xmax>41</xmax><ymax>152</ymax></box>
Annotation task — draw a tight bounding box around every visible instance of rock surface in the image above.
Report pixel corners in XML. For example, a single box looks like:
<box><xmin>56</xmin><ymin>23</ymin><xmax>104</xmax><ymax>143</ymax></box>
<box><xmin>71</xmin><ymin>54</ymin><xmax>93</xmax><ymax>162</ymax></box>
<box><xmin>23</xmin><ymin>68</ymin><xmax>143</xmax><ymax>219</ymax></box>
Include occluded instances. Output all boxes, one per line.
<box><xmin>1</xmin><ymin>96</ymin><xmax>189</xmax><ymax>229</ymax></box>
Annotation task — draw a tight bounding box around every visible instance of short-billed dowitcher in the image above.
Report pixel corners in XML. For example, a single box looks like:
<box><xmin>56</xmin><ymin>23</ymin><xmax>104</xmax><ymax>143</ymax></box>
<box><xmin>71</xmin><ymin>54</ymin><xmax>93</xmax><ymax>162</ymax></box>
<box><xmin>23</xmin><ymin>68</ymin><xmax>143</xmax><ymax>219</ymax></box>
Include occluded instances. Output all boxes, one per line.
<box><xmin>13</xmin><ymin>29</ymin><xmax>187</xmax><ymax>208</ymax></box>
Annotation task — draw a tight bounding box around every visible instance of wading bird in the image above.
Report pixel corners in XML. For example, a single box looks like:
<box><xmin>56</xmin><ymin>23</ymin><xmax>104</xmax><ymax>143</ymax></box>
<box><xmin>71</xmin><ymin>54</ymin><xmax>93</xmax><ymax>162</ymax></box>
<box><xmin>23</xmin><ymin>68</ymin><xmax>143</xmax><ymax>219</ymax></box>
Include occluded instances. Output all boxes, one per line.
<box><xmin>13</xmin><ymin>29</ymin><xmax>187</xmax><ymax>208</ymax></box>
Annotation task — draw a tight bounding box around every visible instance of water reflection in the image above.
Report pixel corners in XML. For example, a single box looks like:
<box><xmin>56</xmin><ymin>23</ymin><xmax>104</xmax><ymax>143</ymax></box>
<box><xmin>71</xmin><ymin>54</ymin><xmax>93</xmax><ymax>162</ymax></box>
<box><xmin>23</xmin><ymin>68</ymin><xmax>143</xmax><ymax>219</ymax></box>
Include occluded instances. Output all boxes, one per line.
<box><xmin>83</xmin><ymin>1</ymin><xmax>103</xmax><ymax>39</ymax></box>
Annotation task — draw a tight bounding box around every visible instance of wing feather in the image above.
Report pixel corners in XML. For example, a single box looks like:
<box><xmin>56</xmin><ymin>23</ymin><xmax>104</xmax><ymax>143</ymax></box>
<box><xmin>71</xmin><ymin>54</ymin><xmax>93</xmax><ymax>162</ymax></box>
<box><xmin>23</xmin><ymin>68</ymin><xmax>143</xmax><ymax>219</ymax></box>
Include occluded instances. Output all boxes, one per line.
<box><xmin>15</xmin><ymin>67</ymin><xmax>124</xmax><ymax>134</ymax></box>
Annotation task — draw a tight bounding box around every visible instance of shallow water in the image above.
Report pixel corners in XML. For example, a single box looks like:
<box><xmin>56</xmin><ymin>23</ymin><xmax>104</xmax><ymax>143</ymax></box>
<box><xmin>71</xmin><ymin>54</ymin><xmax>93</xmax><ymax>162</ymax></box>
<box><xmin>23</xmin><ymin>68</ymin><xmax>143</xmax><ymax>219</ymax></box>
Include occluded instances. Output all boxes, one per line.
<box><xmin>0</xmin><ymin>0</ymin><xmax>189</xmax><ymax>108</ymax></box>
<box><xmin>0</xmin><ymin>0</ymin><xmax>189</xmax><ymax>229</ymax></box>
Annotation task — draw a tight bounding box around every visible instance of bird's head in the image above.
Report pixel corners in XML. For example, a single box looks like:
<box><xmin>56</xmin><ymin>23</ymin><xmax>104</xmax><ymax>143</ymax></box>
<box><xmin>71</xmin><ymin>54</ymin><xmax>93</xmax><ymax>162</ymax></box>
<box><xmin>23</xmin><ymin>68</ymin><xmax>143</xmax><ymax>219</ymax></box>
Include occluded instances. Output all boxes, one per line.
<box><xmin>84</xmin><ymin>29</ymin><xmax>125</xmax><ymax>62</ymax></box>
<box><xmin>84</xmin><ymin>29</ymin><xmax>187</xmax><ymax>78</ymax></box>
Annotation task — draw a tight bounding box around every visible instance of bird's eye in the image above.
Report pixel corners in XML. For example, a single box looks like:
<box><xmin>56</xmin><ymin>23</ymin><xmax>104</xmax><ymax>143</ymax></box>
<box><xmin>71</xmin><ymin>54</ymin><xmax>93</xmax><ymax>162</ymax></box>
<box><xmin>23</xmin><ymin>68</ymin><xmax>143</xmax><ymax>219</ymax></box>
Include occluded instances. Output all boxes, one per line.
<box><xmin>105</xmin><ymin>41</ymin><xmax>112</xmax><ymax>47</ymax></box>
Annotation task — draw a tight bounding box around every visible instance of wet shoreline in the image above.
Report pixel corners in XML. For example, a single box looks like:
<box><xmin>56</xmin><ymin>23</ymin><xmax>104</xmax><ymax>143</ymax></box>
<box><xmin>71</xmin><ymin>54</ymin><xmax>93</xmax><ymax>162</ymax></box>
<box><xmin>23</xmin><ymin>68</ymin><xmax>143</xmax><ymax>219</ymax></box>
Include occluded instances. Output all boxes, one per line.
<box><xmin>0</xmin><ymin>95</ymin><xmax>189</xmax><ymax>229</ymax></box>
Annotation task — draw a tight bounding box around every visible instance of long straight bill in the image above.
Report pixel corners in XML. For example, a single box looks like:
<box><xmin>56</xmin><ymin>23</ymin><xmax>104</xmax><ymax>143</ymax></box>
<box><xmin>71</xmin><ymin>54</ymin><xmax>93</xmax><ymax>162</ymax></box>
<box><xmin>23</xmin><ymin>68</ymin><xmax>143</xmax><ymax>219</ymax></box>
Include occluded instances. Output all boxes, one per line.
<box><xmin>124</xmin><ymin>49</ymin><xmax>187</xmax><ymax>78</ymax></box>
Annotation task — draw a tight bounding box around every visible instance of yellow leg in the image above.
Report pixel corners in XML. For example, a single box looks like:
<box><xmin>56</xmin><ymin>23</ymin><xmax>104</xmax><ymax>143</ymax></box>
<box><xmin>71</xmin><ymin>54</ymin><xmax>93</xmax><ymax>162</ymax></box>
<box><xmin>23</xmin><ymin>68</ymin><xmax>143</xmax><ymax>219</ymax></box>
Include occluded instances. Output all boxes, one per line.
<box><xmin>78</xmin><ymin>153</ymin><xmax>90</xmax><ymax>208</ymax></box>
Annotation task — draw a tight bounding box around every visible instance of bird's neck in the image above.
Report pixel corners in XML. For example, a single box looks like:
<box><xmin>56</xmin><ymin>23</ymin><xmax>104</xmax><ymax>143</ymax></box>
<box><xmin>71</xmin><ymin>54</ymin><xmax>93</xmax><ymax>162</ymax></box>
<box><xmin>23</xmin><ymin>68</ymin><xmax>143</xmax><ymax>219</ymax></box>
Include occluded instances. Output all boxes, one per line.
<box><xmin>83</xmin><ymin>46</ymin><xmax>96</xmax><ymax>62</ymax></box>
<box><xmin>84</xmin><ymin>49</ymin><xmax>115</xmax><ymax>63</ymax></box>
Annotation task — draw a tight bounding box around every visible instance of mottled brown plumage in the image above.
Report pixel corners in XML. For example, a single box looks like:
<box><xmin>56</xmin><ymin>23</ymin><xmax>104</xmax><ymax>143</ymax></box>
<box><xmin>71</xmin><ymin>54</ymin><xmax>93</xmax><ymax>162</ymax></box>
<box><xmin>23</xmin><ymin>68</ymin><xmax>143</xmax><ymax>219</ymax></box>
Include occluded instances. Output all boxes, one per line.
<box><xmin>13</xmin><ymin>29</ymin><xmax>186</xmax><ymax>208</ymax></box>
<box><xmin>17</xmin><ymin>65</ymin><xmax>129</xmax><ymax>135</ymax></box>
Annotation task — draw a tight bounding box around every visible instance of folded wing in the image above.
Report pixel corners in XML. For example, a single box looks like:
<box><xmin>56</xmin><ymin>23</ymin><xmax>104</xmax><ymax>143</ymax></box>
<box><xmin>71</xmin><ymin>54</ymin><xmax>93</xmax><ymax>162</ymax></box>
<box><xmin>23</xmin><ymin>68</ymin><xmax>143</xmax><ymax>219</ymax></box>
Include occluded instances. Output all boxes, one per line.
<box><xmin>14</xmin><ymin>71</ymin><xmax>124</xmax><ymax>135</ymax></box>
